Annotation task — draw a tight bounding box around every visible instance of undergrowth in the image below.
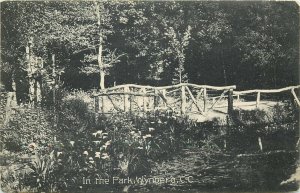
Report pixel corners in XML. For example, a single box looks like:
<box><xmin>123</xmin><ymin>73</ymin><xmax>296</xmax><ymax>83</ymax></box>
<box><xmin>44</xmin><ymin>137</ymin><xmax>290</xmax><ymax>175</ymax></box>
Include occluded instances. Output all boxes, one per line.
<box><xmin>0</xmin><ymin>97</ymin><xmax>298</xmax><ymax>192</ymax></box>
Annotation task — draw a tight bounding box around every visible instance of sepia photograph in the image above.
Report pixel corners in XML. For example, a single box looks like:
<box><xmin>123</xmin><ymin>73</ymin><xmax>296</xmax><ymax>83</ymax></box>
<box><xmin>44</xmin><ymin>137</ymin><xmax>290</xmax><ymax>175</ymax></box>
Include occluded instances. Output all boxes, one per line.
<box><xmin>0</xmin><ymin>0</ymin><xmax>299</xmax><ymax>192</ymax></box>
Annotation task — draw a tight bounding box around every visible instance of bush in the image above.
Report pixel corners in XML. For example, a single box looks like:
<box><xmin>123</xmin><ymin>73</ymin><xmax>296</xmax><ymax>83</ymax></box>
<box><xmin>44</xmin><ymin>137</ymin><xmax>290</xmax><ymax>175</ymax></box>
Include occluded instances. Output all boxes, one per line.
<box><xmin>2</xmin><ymin>107</ymin><xmax>55</xmax><ymax>153</ymax></box>
<box><xmin>225</xmin><ymin>102</ymin><xmax>299</xmax><ymax>153</ymax></box>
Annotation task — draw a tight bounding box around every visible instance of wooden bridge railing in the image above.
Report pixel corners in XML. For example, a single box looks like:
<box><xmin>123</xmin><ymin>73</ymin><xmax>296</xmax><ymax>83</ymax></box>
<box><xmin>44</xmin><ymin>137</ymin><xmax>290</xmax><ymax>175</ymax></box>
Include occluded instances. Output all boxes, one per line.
<box><xmin>92</xmin><ymin>83</ymin><xmax>236</xmax><ymax>116</ymax></box>
<box><xmin>91</xmin><ymin>84</ymin><xmax>300</xmax><ymax>117</ymax></box>
<box><xmin>233</xmin><ymin>85</ymin><xmax>300</xmax><ymax>108</ymax></box>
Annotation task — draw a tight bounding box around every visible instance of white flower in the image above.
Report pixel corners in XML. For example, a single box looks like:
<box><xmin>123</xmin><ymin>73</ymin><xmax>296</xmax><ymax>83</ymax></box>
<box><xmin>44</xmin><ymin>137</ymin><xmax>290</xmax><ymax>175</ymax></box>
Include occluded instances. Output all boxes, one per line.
<box><xmin>93</xmin><ymin>141</ymin><xmax>101</xmax><ymax>145</ymax></box>
<box><xmin>70</xmin><ymin>141</ymin><xmax>75</xmax><ymax>146</ymax></box>
<box><xmin>143</xmin><ymin>134</ymin><xmax>152</xmax><ymax>139</ymax></box>
<box><xmin>57</xmin><ymin>152</ymin><xmax>63</xmax><ymax>157</ymax></box>
<box><xmin>133</xmin><ymin>133</ymin><xmax>140</xmax><ymax>138</ymax></box>
<box><xmin>95</xmin><ymin>152</ymin><xmax>101</xmax><ymax>158</ymax></box>
<box><xmin>88</xmin><ymin>157</ymin><xmax>94</xmax><ymax>164</ymax></box>
<box><xmin>101</xmin><ymin>153</ymin><xmax>109</xmax><ymax>160</ymax></box>
<box><xmin>28</xmin><ymin>142</ymin><xmax>37</xmax><ymax>151</ymax></box>
<box><xmin>130</xmin><ymin>131</ymin><xmax>135</xmax><ymax>135</ymax></box>
<box><xmin>149</xmin><ymin>127</ymin><xmax>155</xmax><ymax>132</ymax></box>
<box><xmin>119</xmin><ymin>16</ymin><xmax>128</xmax><ymax>24</ymax></box>
<box><xmin>83</xmin><ymin>151</ymin><xmax>88</xmax><ymax>155</ymax></box>
<box><xmin>105</xmin><ymin>140</ymin><xmax>111</xmax><ymax>146</ymax></box>
<box><xmin>92</xmin><ymin>131</ymin><xmax>103</xmax><ymax>137</ymax></box>
<box><xmin>96</xmin><ymin>130</ymin><xmax>103</xmax><ymax>135</ymax></box>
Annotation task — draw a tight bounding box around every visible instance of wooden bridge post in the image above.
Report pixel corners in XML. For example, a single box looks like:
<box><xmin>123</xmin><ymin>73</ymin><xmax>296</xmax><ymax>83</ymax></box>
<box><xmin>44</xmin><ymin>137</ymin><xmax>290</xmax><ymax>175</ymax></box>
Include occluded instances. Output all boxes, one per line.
<box><xmin>227</xmin><ymin>88</ymin><xmax>233</xmax><ymax>115</ymax></box>
<box><xmin>101</xmin><ymin>92</ymin><xmax>105</xmax><ymax>113</ymax></box>
<box><xmin>129</xmin><ymin>90</ymin><xmax>132</xmax><ymax>112</ymax></box>
<box><xmin>181</xmin><ymin>85</ymin><xmax>186</xmax><ymax>114</ymax></box>
<box><xmin>124</xmin><ymin>86</ymin><xmax>130</xmax><ymax>112</ymax></box>
<box><xmin>162</xmin><ymin>89</ymin><xmax>167</xmax><ymax>108</ymax></box>
<box><xmin>142</xmin><ymin>88</ymin><xmax>147</xmax><ymax>112</ymax></box>
<box><xmin>136</xmin><ymin>88</ymin><xmax>143</xmax><ymax>110</ymax></box>
<box><xmin>203</xmin><ymin>87</ymin><xmax>207</xmax><ymax>112</ymax></box>
<box><xmin>258</xmin><ymin>136</ymin><xmax>263</xmax><ymax>151</ymax></box>
<box><xmin>291</xmin><ymin>88</ymin><xmax>300</xmax><ymax>107</ymax></box>
<box><xmin>256</xmin><ymin>92</ymin><xmax>261</xmax><ymax>108</ymax></box>
<box><xmin>94</xmin><ymin>96</ymin><xmax>99</xmax><ymax>120</ymax></box>
<box><xmin>154</xmin><ymin>89</ymin><xmax>159</xmax><ymax>111</ymax></box>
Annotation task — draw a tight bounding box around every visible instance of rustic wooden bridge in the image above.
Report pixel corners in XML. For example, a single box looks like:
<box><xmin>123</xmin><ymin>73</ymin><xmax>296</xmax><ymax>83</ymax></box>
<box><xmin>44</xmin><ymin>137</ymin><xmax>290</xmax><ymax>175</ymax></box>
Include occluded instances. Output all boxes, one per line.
<box><xmin>92</xmin><ymin>83</ymin><xmax>300</xmax><ymax>122</ymax></box>
<box><xmin>1</xmin><ymin>84</ymin><xmax>299</xmax><ymax>125</ymax></box>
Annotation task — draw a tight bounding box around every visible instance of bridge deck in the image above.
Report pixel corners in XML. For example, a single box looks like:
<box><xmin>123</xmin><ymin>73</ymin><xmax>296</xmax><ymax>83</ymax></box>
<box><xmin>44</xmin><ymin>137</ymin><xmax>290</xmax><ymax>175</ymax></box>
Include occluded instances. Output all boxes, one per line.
<box><xmin>190</xmin><ymin>100</ymin><xmax>282</xmax><ymax>122</ymax></box>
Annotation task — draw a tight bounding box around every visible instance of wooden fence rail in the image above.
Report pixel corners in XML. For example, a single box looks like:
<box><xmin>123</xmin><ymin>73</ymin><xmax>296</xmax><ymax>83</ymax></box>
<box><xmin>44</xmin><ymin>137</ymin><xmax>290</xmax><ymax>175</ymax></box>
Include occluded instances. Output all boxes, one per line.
<box><xmin>92</xmin><ymin>83</ymin><xmax>235</xmax><ymax>116</ymax></box>
<box><xmin>233</xmin><ymin>85</ymin><xmax>300</xmax><ymax>108</ymax></box>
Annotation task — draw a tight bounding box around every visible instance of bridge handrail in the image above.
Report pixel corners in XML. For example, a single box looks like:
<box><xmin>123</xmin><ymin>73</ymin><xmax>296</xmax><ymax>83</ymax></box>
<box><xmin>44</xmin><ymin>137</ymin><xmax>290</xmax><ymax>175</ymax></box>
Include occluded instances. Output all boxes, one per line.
<box><xmin>233</xmin><ymin>85</ymin><xmax>300</xmax><ymax>95</ymax></box>
<box><xmin>92</xmin><ymin>83</ymin><xmax>236</xmax><ymax>96</ymax></box>
<box><xmin>91</xmin><ymin>84</ymin><xmax>300</xmax><ymax>116</ymax></box>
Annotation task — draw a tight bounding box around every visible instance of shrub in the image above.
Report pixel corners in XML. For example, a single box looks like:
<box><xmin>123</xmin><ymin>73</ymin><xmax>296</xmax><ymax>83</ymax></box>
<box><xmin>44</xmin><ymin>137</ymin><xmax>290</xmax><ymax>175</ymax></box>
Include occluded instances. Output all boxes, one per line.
<box><xmin>2</xmin><ymin>107</ymin><xmax>54</xmax><ymax>153</ymax></box>
<box><xmin>23</xmin><ymin>151</ymin><xmax>57</xmax><ymax>192</ymax></box>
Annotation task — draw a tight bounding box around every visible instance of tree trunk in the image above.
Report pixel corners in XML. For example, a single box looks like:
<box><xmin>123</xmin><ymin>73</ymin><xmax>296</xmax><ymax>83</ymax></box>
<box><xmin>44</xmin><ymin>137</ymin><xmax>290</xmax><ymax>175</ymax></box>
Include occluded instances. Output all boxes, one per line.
<box><xmin>98</xmin><ymin>39</ymin><xmax>105</xmax><ymax>89</ymax></box>
<box><xmin>96</xmin><ymin>2</ymin><xmax>105</xmax><ymax>90</ymax></box>
<box><xmin>223</xmin><ymin>65</ymin><xmax>227</xmax><ymax>85</ymax></box>
<box><xmin>221</xmin><ymin>48</ymin><xmax>227</xmax><ymax>85</ymax></box>
<box><xmin>100</xmin><ymin>69</ymin><xmax>105</xmax><ymax>90</ymax></box>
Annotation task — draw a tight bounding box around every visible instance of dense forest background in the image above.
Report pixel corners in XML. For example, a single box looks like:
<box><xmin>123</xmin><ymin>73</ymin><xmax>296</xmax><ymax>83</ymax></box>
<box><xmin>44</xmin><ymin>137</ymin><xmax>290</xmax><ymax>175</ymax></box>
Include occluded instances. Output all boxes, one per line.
<box><xmin>1</xmin><ymin>1</ymin><xmax>299</xmax><ymax>102</ymax></box>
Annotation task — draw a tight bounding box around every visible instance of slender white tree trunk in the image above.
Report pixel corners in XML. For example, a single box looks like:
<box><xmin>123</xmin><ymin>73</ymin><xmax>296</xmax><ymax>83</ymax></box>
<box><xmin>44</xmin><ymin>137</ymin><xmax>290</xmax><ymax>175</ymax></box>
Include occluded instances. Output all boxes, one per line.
<box><xmin>96</xmin><ymin>2</ymin><xmax>105</xmax><ymax>90</ymax></box>
<box><xmin>98</xmin><ymin>36</ymin><xmax>105</xmax><ymax>89</ymax></box>
<box><xmin>100</xmin><ymin>69</ymin><xmax>105</xmax><ymax>90</ymax></box>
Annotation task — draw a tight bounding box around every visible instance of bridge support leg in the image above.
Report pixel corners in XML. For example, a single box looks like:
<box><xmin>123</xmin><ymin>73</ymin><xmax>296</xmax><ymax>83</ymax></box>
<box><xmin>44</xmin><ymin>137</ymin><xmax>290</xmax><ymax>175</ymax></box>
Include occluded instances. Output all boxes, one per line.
<box><xmin>124</xmin><ymin>86</ymin><xmax>130</xmax><ymax>112</ymax></box>
<box><xmin>94</xmin><ymin>96</ymin><xmax>99</xmax><ymax>121</ymax></box>
<box><xmin>181</xmin><ymin>86</ymin><xmax>186</xmax><ymax>115</ymax></box>
<box><xmin>227</xmin><ymin>88</ymin><xmax>233</xmax><ymax>115</ymax></box>
<box><xmin>142</xmin><ymin>88</ymin><xmax>147</xmax><ymax>112</ymax></box>
<box><xmin>203</xmin><ymin>88</ymin><xmax>207</xmax><ymax>112</ymax></box>
<box><xmin>162</xmin><ymin>89</ymin><xmax>167</xmax><ymax>108</ymax></box>
<box><xmin>154</xmin><ymin>89</ymin><xmax>159</xmax><ymax>111</ymax></box>
<box><xmin>291</xmin><ymin>88</ymin><xmax>300</xmax><ymax>107</ymax></box>
<box><xmin>256</xmin><ymin>92</ymin><xmax>261</xmax><ymax>108</ymax></box>
<box><xmin>101</xmin><ymin>92</ymin><xmax>105</xmax><ymax>113</ymax></box>
<box><xmin>258</xmin><ymin>136</ymin><xmax>263</xmax><ymax>151</ymax></box>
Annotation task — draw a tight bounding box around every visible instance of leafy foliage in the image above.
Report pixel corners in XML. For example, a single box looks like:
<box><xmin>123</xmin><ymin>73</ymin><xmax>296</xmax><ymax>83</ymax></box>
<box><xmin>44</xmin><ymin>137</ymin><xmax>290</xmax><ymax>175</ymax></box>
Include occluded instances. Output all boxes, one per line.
<box><xmin>2</xmin><ymin>107</ymin><xmax>54</xmax><ymax>152</ymax></box>
<box><xmin>1</xmin><ymin>1</ymin><xmax>298</xmax><ymax>92</ymax></box>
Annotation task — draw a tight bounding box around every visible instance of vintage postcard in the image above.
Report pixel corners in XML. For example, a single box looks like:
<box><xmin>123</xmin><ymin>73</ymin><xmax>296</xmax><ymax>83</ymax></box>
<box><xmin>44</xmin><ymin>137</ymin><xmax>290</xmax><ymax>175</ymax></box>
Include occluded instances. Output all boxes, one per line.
<box><xmin>0</xmin><ymin>0</ymin><xmax>299</xmax><ymax>192</ymax></box>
